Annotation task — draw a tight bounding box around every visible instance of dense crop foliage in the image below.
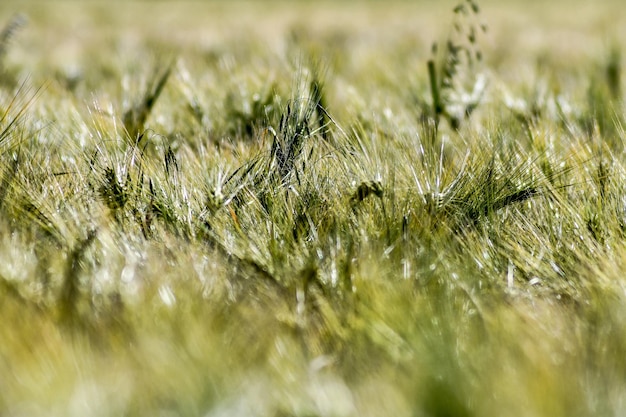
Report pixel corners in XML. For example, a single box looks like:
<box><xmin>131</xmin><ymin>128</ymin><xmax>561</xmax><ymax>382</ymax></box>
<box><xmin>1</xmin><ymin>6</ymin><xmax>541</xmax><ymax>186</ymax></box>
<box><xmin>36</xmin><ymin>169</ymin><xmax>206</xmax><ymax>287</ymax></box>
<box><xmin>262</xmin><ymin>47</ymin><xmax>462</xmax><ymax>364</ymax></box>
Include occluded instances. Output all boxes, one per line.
<box><xmin>1</xmin><ymin>1</ymin><xmax>626</xmax><ymax>416</ymax></box>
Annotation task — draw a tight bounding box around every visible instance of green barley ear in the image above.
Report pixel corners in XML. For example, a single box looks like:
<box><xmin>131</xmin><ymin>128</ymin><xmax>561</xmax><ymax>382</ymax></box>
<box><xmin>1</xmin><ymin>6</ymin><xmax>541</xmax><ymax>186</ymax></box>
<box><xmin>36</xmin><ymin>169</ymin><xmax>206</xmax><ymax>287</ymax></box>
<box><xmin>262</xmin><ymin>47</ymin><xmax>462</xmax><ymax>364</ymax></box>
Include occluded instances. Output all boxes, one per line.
<box><xmin>0</xmin><ymin>14</ymin><xmax>27</xmax><ymax>71</ymax></box>
<box><xmin>606</xmin><ymin>43</ymin><xmax>622</xmax><ymax>100</ymax></box>
<box><xmin>270</xmin><ymin>96</ymin><xmax>316</xmax><ymax>182</ymax></box>
<box><xmin>427</xmin><ymin>56</ymin><xmax>443</xmax><ymax>127</ymax></box>
<box><xmin>350</xmin><ymin>180</ymin><xmax>383</xmax><ymax>206</ymax></box>
<box><xmin>122</xmin><ymin>62</ymin><xmax>172</xmax><ymax>142</ymax></box>
<box><xmin>98</xmin><ymin>166</ymin><xmax>130</xmax><ymax>224</ymax></box>
<box><xmin>427</xmin><ymin>0</ymin><xmax>487</xmax><ymax>131</ymax></box>
<box><xmin>310</xmin><ymin>74</ymin><xmax>330</xmax><ymax>141</ymax></box>
<box><xmin>306</xmin><ymin>59</ymin><xmax>332</xmax><ymax>141</ymax></box>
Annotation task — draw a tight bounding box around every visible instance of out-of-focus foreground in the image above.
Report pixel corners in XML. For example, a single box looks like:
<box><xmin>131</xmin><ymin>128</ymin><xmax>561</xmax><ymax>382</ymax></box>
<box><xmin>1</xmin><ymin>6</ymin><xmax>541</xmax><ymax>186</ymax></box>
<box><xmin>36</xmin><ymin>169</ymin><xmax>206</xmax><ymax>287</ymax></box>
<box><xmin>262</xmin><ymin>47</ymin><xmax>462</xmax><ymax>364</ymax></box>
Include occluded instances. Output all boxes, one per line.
<box><xmin>1</xmin><ymin>1</ymin><xmax>626</xmax><ymax>416</ymax></box>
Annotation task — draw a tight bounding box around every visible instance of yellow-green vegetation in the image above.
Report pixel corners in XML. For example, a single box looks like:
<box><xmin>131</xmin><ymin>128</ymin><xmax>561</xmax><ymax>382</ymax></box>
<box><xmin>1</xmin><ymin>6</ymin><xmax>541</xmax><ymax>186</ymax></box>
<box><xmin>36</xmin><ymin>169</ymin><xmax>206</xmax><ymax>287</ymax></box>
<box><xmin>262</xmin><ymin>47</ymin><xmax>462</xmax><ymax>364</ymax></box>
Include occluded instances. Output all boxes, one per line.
<box><xmin>1</xmin><ymin>1</ymin><xmax>626</xmax><ymax>416</ymax></box>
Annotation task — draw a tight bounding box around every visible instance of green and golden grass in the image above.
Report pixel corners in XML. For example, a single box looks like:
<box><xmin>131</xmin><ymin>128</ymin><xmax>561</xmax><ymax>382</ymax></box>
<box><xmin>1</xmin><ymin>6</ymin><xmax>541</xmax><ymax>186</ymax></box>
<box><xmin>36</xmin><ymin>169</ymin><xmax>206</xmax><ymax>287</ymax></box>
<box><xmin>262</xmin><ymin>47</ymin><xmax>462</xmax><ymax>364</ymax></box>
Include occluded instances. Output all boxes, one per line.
<box><xmin>1</xmin><ymin>1</ymin><xmax>626</xmax><ymax>416</ymax></box>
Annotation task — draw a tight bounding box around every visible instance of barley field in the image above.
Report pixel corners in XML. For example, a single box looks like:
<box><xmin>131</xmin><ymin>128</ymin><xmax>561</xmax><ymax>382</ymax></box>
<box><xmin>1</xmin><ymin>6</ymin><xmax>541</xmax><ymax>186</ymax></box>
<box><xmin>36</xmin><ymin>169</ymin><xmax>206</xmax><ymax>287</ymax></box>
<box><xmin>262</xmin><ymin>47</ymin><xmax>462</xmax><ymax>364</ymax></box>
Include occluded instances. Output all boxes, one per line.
<box><xmin>1</xmin><ymin>1</ymin><xmax>626</xmax><ymax>416</ymax></box>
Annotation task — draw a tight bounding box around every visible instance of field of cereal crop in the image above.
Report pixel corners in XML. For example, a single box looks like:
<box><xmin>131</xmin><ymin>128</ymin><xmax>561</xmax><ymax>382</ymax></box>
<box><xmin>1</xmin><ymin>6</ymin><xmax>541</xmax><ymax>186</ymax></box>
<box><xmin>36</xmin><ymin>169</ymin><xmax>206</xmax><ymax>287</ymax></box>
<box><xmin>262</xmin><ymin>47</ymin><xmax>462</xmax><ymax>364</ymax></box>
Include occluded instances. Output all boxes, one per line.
<box><xmin>1</xmin><ymin>1</ymin><xmax>626</xmax><ymax>416</ymax></box>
